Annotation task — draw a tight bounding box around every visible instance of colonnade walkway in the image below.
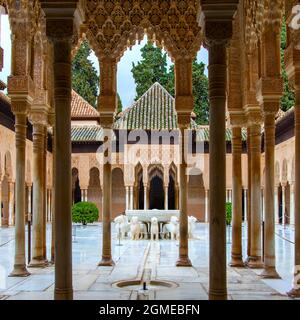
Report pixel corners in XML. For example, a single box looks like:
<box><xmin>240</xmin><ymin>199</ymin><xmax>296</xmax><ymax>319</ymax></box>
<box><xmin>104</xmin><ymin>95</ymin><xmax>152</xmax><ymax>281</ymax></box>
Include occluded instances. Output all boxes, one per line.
<box><xmin>0</xmin><ymin>224</ymin><xmax>297</xmax><ymax>300</ymax></box>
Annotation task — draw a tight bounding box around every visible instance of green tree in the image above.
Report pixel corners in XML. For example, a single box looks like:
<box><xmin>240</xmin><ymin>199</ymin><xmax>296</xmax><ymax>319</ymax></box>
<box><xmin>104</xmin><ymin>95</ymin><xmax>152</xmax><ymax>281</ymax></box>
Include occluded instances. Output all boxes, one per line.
<box><xmin>132</xmin><ymin>42</ymin><xmax>169</xmax><ymax>100</ymax></box>
<box><xmin>72</xmin><ymin>202</ymin><xmax>99</xmax><ymax>225</ymax></box>
<box><xmin>132</xmin><ymin>42</ymin><xmax>209</xmax><ymax>125</ymax></box>
<box><xmin>281</xmin><ymin>19</ymin><xmax>295</xmax><ymax>111</ymax></box>
<box><xmin>72</xmin><ymin>41</ymin><xmax>99</xmax><ymax>108</ymax></box>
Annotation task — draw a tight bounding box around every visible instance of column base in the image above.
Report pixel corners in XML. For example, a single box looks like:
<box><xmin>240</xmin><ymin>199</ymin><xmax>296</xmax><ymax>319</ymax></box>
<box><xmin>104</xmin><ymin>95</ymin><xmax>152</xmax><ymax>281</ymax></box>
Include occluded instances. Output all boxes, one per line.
<box><xmin>176</xmin><ymin>257</ymin><xmax>192</xmax><ymax>267</ymax></box>
<box><xmin>260</xmin><ymin>267</ymin><xmax>281</xmax><ymax>279</ymax></box>
<box><xmin>209</xmin><ymin>290</ymin><xmax>227</xmax><ymax>300</ymax></box>
<box><xmin>54</xmin><ymin>288</ymin><xmax>73</xmax><ymax>300</ymax></box>
<box><xmin>287</xmin><ymin>288</ymin><xmax>300</xmax><ymax>298</ymax></box>
<box><xmin>9</xmin><ymin>265</ymin><xmax>30</xmax><ymax>277</ymax></box>
<box><xmin>245</xmin><ymin>256</ymin><xmax>263</xmax><ymax>269</ymax></box>
<box><xmin>28</xmin><ymin>258</ymin><xmax>49</xmax><ymax>268</ymax></box>
<box><xmin>98</xmin><ymin>257</ymin><xmax>115</xmax><ymax>267</ymax></box>
<box><xmin>229</xmin><ymin>256</ymin><xmax>245</xmax><ymax>268</ymax></box>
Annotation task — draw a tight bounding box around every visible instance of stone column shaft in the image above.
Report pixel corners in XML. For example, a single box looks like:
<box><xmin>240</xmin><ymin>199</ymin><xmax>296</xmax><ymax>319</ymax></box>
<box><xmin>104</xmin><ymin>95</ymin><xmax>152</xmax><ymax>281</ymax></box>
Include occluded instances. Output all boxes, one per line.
<box><xmin>176</xmin><ymin>127</ymin><xmax>192</xmax><ymax>267</ymax></box>
<box><xmin>247</xmin><ymin>124</ymin><xmax>263</xmax><ymax>268</ymax></box>
<box><xmin>205</xmin><ymin>190</ymin><xmax>209</xmax><ymax>223</ymax></box>
<box><xmin>164</xmin><ymin>186</ymin><xmax>168</xmax><ymax>210</ymax></box>
<box><xmin>208</xmin><ymin>43</ymin><xmax>227</xmax><ymax>300</ymax></box>
<box><xmin>99</xmin><ymin>130</ymin><xmax>114</xmax><ymax>266</ymax></box>
<box><xmin>290</xmin><ymin>184</ymin><xmax>295</xmax><ymax>225</ymax></box>
<box><xmin>10</xmin><ymin>112</ymin><xmax>30</xmax><ymax>277</ymax></box>
<box><xmin>246</xmin><ymin>130</ymin><xmax>252</xmax><ymax>261</ymax></box>
<box><xmin>144</xmin><ymin>185</ymin><xmax>148</xmax><ymax>210</ymax></box>
<box><xmin>261</xmin><ymin>113</ymin><xmax>280</xmax><ymax>278</ymax></box>
<box><xmin>30</xmin><ymin>122</ymin><xmax>47</xmax><ymax>267</ymax></box>
<box><xmin>52</xmin><ymin>39</ymin><xmax>73</xmax><ymax>300</ymax></box>
<box><xmin>125</xmin><ymin>186</ymin><xmax>129</xmax><ymax>211</ymax></box>
<box><xmin>274</xmin><ymin>186</ymin><xmax>279</xmax><ymax>224</ymax></box>
<box><xmin>230</xmin><ymin>127</ymin><xmax>244</xmax><ymax>267</ymax></box>
<box><xmin>282</xmin><ymin>185</ymin><xmax>286</xmax><ymax>225</ymax></box>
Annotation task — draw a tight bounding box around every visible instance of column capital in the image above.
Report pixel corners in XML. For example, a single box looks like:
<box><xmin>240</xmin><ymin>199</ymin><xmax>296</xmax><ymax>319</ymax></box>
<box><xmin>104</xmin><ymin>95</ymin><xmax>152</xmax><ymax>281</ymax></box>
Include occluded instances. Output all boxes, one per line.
<box><xmin>246</xmin><ymin>108</ymin><xmax>263</xmax><ymax>126</ymax></box>
<box><xmin>256</xmin><ymin>77</ymin><xmax>283</xmax><ymax>113</ymax></box>
<box><xmin>29</xmin><ymin>110</ymin><xmax>48</xmax><ymax>126</ymax></box>
<box><xmin>7</xmin><ymin>75</ymin><xmax>35</xmax><ymax>99</ymax></box>
<box><xmin>10</xmin><ymin>99</ymin><xmax>30</xmax><ymax>116</ymax></box>
<box><xmin>229</xmin><ymin>111</ymin><xmax>246</xmax><ymax>128</ymax></box>
<box><xmin>40</xmin><ymin>1</ymin><xmax>78</xmax><ymax>42</ymax></box>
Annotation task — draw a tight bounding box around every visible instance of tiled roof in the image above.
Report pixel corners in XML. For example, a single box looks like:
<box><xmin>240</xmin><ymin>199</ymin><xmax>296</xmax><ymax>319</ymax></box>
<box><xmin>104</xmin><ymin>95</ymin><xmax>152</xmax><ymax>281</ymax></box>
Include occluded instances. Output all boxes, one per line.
<box><xmin>275</xmin><ymin>107</ymin><xmax>294</xmax><ymax>124</ymax></box>
<box><xmin>114</xmin><ymin>82</ymin><xmax>246</xmax><ymax>141</ymax></box>
<box><xmin>71</xmin><ymin>90</ymin><xmax>99</xmax><ymax>119</ymax></box>
<box><xmin>71</xmin><ymin>125</ymin><xmax>103</xmax><ymax>142</ymax></box>
<box><xmin>114</xmin><ymin>82</ymin><xmax>177</xmax><ymax>130</ymax></box>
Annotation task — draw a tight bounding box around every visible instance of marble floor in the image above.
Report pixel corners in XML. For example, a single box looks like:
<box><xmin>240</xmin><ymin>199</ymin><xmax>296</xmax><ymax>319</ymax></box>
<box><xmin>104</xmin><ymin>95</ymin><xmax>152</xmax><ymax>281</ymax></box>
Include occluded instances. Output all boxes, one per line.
<box><xmin>0</xmin><ymin>223</ymin><xmax>297</xmax><ymax>300</ymax></box>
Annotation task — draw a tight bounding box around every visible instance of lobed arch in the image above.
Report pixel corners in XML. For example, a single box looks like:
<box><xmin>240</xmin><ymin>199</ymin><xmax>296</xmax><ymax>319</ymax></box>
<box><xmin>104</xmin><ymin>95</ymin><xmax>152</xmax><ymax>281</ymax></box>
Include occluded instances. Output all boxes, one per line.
<box><xmin>148</xmin><ymin>163</ymin><xmax>164</xmax><ymax>182</ymax></box>
<box><xmin>80</xmin><ymin>0</ymin><xmax>202</xmax><ymax>62</ymax></box>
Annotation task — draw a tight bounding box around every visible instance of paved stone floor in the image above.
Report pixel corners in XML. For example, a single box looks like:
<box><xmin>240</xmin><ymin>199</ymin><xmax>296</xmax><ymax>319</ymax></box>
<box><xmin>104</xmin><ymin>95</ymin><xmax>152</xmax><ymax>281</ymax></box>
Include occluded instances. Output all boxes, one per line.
<box><xmin>0</xmin><ymin>223</ymin><xmax>297</xmax><ymax>300</ymax></box>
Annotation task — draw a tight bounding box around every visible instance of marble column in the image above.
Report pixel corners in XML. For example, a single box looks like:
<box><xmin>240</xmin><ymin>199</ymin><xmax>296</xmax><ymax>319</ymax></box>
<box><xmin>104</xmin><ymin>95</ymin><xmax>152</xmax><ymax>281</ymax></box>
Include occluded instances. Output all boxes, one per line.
<box><xmin>42</xmin><ymin>12</ymin><xmax>75</xmax><ymax>298</ymax></box>
<box><xmin>176</xmin><ymin>127</ymin><xmax>192</xmax><ymax>267</ymax></box>
<box><xmin>207</xmin><ymin>43</ymin><xmax>228</xmax><ymax>300</ymax></box>
<box><xmin>230</xmin><ymin>127</ymin><xmax>244</xmax><ymax>267</ymax></box>
<box><xmin>164</xmin><ymin>185</ymin><xmax>168</xmax><ymax>210</ymax></box>
<box><xmin>29</xmin><ymin>121</ymin><xmax>47</xmax><ymax>267</ymax></box>
<box><xmin>8</xmin><ymin>182</ymin><xmax>14</xmax><ymax>226</ymax></box>
<box><xmin>246</xmin><ymin>129</ymin><xmax>252</xmax><ymax>262</ymax></box>
<box><xmin>50</xmin><ymin>115</ymin><xmax>55</xmax><ymax>264</ymax></box>
<box><xmin>130</xmin><ymin>186</ymin><xmax>134</xmax><ymax>210</ymax></box>
<box><xmin>205</xmin><ymin>189</ymin><xmax>209</xmax><ymax>223</ymax></box>
<box><xmin>125</xmin><ymin>186</ymin><xmax>129</xmax><ymax>210</ymax></box>
<box><xmin>274</xmin><ymin>186</ymin><xmax>279</xmax><ymax>224</ymax></box>
<box><xmin>261</xmin><ymin>112</ymin><xmax>280</xmax><ymax>278</ymax></box>
<box><xmin>144</xmin><ymin>184</ymin><xmax>148</xmax><ymax>210</ymax></box>
<box><xmin>42</xmin><ymin>127</ymin><xmax>47</xmax><ymax>261</ymax></box>
<box><xmin>9</xmin><ymin>111</ymin><xmax>30</xmax><ymax>277</ymax></box>
<box><xmin>247</xmin><ymin>124</ymin><xmax>263</xmax><ymax>268</ymax></box>
<box><xmin>243</xmin><ymin>189</ymin><xmax>247</xmax><ymax>222</ymax></box>
<box><xmin>288</xmin><ymin>88</ymin><xmax>300</xmax><ymax>297</ymax></box>
<box><xmin>99</xmin><ymin>129</ymin><xmax>114</xmax><ymax>267</ymax></box>
<box><xmin>290</xmin><ymin>183</ymin><xmax>295</xmax><ymax>225</ymax></box>
<box><xmin>282</xmin><ymin>184</ymin><xmax>286</xmax><ymax>225</ymax></box>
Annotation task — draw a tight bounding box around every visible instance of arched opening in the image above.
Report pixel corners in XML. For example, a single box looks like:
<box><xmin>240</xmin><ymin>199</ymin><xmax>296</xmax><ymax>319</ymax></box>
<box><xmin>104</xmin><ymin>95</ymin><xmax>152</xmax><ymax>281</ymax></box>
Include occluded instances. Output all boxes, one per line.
<box><xmin>285</xmin><ymin>182</ymin><xmax>290</xmax><ymax>225</ymax></box>
<box><xmin>278</xmin><ymin>184</ymin><xmax>283</xmax><ymax>224</ymax></box>
<box><xmin>135</xmin><ymin>163</ymin><xmax>143</xmax><ymax>210</ymax></box>
<box><xmin>149</xmin><ymin>176</ymin><xmax>164</xmax><ymax>210</ymax></box>
<box><xmin>88</xmin><ymin>167</ymin><xmax>102</xmax><ymax>220</ymax></box>
<box><xmin>168</xmin><ymin>175</ymin><xmax>176</xmax><ymax>210</ymax></box>
<box><xmin>72</xmin><ymin>168</ymin><xmax>81</xmax><ymax>205</ymax></box>
<box><xmin>112</xmin><ymin>167</ymin><xmax>126</xmax><ymax>219</ymax></box>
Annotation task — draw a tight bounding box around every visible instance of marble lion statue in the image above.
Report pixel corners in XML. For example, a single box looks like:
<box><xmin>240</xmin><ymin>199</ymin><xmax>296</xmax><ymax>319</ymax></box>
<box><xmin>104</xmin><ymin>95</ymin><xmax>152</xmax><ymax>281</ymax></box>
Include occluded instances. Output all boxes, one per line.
<box><xmin>130</xmin><ymin>216</ymin><xmax>141</xmax><ymax>240</ymax></box>
<box><xmin>139</xmin><ymin>222</ymin><xmax>148</xmax><ymax>240</ymax></box>
<box><xmin>114</xmin><ymin>214</ymin><xmax>130</xmax><ymax>239</ymax></box>
<box><xmin>150</xmin><ymin>217</ymin><xmax>159</xmax><ymax>241</ymax></box>
<box><xmin>163</xmin><ymin>216</ymin><xmax>179</xmax><ymax>240</ymax></box>
<box><xmin>188</xmin><ymin>216</ymin><xmax>198</xmax><ymax>239</ymax></box>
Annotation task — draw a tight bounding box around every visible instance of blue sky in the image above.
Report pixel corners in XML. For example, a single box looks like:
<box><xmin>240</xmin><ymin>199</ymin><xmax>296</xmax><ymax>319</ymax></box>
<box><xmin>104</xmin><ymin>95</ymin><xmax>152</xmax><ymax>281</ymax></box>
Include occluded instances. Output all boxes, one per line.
<box><xmin>0</xmin><ymin>15</ymin><xmax>208</xmax><ymax>109</ymax></box>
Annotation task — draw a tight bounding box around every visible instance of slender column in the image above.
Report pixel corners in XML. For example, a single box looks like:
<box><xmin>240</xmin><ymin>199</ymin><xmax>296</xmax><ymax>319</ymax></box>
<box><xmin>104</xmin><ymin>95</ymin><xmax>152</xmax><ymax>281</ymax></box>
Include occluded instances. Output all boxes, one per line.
<box><xmin>144</xmin><ymin>184</ymin><xmax>148</xmax><ymax>210</ymax></box>
<box><xmin>244</xmin><ymin>189</ymin><xmax>247</xmax><ymax>222</ymax></box>
<box><xmin>8</xmin><ymin>182</ymin><xmax>14</xmax><ymax>226</ymax></box>
<box><xmin>207</xmin><ymin>42</ymin><xmax>228</xmax><ymax>299</ymax></box>
<box><xmin>274</xmin><ymin>186</ymin><xmax>279</xmax><ymax>224</ymax></box>
<box><xmin>164</xmin><ymin>185</ymin><xmax>168</xmax><ymax>210</ymax></box>
<box><xmin>205</xmin><ymin>189</ymin><xmax>209</xmax><ymax>223</ymax></box>
<box><xmin>42</xmin><ymin>127</ymin><xmax>47</xmax><ymax>260</ymax></box>
<box><xmin>290</xmin><ymin>183</ymin><xmax>295</xmax><ymax>225</ymax></box>
<box><xmin>176</xmin><ymin>127</ymin><xmax>192</xmax><ymax>267</ymax></box>
<box><xmin>28</xmin><ymin>185</ymin><xmax>32</xmax><ymax>220</ymax></box>
<box><xmin>9</xmin><ymin>112</ymin><xmax>30</xmax><ymax>277</ymax></box>
<box><xmin>230</xmin><ymin>127</ymin><xmax>244</xmax><ymax>267</ymax></box>
<box><xmin>261</xmin><ymin>112</ymin><xmax>280</xmax><ymax>278</ymax></box>
<box><xmin>247</xmin><ymin>124</ymin><xmax>263</xmax><ymax>268</ymax></box>
<box><xmin>282</xmin><ymin>184</ymin><xmax>286</xmax><ymax>226</ymax></box>
<box><xmin>246</xmin><ymin>130</ymin><xmax>252</xmax><ymax>262</ymax></box>
<box><xmin>98</xmin><ymin>129</ymin><xmax>115</xmax><ymax>266</ymax></box>
<box><xmin>288</xmin><ymin>88</ymin><xmax>300</xmax><ymax>297</ymax></box>
<box><xmin>125</xmin><ymin>186</ymin><xmax>129</xmax><ymax>211</ymax></box>
<box><xmin>41</xmin><ymin>13</ymin><xmax>75</xmax><ymax>297</ymax></box>
<box><xmin>29</xmin><ymin>121</ymin><xmax>47</xmax><ymax>267</ymax></box>
<box><xmin>130</xmin><ymin>186</ymin><xmax>134</xmax><ymax>210</ymax></box>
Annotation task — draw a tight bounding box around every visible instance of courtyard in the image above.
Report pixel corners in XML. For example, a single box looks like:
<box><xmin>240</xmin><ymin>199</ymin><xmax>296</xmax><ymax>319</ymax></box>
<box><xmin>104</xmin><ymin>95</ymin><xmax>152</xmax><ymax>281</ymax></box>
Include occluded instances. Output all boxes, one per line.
<box><xmin>0</xmin><ymin>223</ymin><xmax>296</xmax><ymax>300</ymax></box>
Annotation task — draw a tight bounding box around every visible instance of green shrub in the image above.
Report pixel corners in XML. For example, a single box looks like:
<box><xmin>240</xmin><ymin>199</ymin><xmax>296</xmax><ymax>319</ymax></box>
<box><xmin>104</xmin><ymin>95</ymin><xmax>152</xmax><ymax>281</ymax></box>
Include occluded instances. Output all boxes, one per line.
<box><xmin>72</xmin><ymin>202</ymin><xmax>99</xmax><ymax>225</ymax></box>
<box><xmin>226</xmin><ymin>202</ymin><xmax>232</xmax><ymax>226</ymax></box>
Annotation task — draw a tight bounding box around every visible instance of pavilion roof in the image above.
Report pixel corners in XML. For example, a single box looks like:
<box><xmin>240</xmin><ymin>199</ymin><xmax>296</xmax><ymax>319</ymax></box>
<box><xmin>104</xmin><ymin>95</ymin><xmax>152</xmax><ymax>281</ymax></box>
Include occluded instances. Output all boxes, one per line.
<box><xmin>71</xmin><ymin>90</ymin><xmax>99</xmax><ymax>119</ymax></box>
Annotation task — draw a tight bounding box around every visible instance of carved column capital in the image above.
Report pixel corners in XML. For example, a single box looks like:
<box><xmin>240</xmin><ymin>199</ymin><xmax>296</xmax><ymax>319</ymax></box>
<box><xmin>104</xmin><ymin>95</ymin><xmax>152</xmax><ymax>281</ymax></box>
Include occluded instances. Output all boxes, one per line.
<box><xmin>246</xmin><ymin>107</ymin><xmax>263</xmax><ymax>126</ymax></box>
<box><xmin>29</xmin><ymin>110</ymin><xmax>48</xmax><ymax>126</ymax></box>
<box><xmin>229</xmin><ymin>111</ymin><xmax>246</xmax><ymax>128</ymax></box>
